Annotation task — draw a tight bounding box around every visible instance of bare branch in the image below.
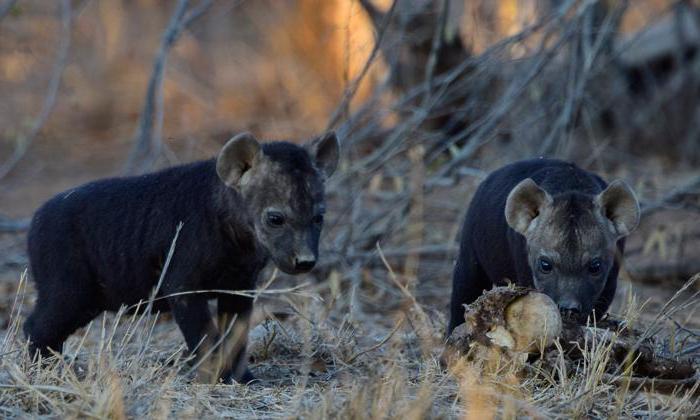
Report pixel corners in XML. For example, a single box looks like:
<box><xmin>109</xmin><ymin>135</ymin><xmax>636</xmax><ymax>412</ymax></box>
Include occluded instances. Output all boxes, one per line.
<box><xmin>422</xmin><ymin>0</ymin><xmax>451</xmax><ymax>103</ymax></box>
<box><xmin>326</xmin><ymin>0</ymin><xmax>399</xmax><ymax>131</ymax></box>
<box><xmin>0</xmin><ymin>216</ymin><xmax>30</xmax><ymax>233</ymax></box>
<box><xmin>0</xmin><ymin>0</ymin><xmax>71</xmax><ymax>181</ymax></box>
<box><xmin>641</xmin><ymin>174</ymin><xmax>700</xmax><ymax>216</ymax></box>
<box><xmin>357</xmin><ymin>0</ymin><xmax>384</xmax><ymax>29</ymax></box>
<box><xmin>123</xmin><ymin>0</ymin><xmax>214</xmax><ymax>174</ymax></box>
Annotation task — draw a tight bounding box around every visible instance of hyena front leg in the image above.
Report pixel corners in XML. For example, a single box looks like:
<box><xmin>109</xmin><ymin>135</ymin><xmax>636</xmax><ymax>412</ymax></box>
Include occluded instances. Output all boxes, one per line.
<box><xmin>168</xmin><ymin>295</ymin><xmax>221</xmax><ymax>383</ymax></box>
<box><xmin>215</xmin><ymin>294</ymin><xmax>255</xmax><ymax>384</ymax></box>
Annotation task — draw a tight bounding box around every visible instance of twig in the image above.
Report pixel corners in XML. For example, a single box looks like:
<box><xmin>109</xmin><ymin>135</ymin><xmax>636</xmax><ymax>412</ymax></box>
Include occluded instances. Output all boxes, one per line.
<box><xmin>348</xmin><ymin>243</ymin><xmax>457</xmax><ymax>260</ymax></box>
<box><xmin>112</xmin><ymin>222</ymin><xmax>184</xmax><ymax>361</ymax></box>
<box><xmin>123</xmin><ymin>0</ymin><xmax>214</xmax><ymax>174</ymax></box>
<box><xmin>0</xmin><ymin>216</ymin><xmax>30</xmax><ymax>233</ymax></box>
<box><xmin>0</xmin><ymin>0</ymin><xmax>71</xmax><ymax>180</ymax></box>
<box><xmin>184</xmin><ymin>313</ymin><xmax>238</xmax><ymax>380</ymax></box>
<box><xmin>664</xmin><ymin>315</ymin><xmax>700</xmax><ymax>338</ymax></box>
<box><xmin>326</xmin><ymin>0</ymin><xmax>398</xmax><ymax>130</ymax></box>
<box><xmin>376</xmin><ymin>242</ymin><xmax>421</xmax><ymax>309</ymax></box>
<box><xmin>679</xmin><ymin>342</ymin><xmax>700</xmax><ymax>356</ymax></box>
<box><xmin>622</xmin><ymin>275</ymin><xmax>700</xmax><ymax>368</ymax></box>
<box><xmin>422</xmin><ymin>0</ymin><xmax>451</xmax><ymax>105</ymax></box>
<box><xmin>433</xmin><ymin>1</ymin><xmax>579</xmax><ymax>179</ymax></box>
<box><xmin>0</xmin><ymin>383</ymin><xmax>82</xmax><ymax>397</ymax></box>
<box><xmin>539</xmin><ymin>1</ymin><xmax>628</xmax><ymax>155</ymax></box>
<box><xmin>357</xmin><ymin>0</ymin><xmax>383</xmax><ymax>28</ymax></box>
<box><xmin>345</xmin><ymin>316</ymin><xmax>404</xmax><ymax>364</ymax></box>
<box><xmin>641</xmin><ymin>174</ymin><xmax>700</xmax><ymax>216</ymax></box>
<box><xmin>144</xmin><ymin>222</ymin><xmax>184</xmax><ymax>322</ymax></box>
<box><xmin>602</xmin><ymin>373</ymin><xmax>699</xmax><ymax>395</ymax></box>
<box><xmin>124</xmin><ymin>283</ymin><xmax>316</xmax><ymax>313</ymax></box>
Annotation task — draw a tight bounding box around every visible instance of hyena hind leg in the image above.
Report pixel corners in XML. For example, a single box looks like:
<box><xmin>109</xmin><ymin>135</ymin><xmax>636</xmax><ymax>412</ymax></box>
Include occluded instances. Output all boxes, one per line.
<box><xmin>24</xmin><ymin>241</ymin><xmax>104</xmax><ymax>359</ymax></box>
<box><xmin>24</xmin><ymin>292</ymin><xmax>102</xmax><ymax>358</ymax></box>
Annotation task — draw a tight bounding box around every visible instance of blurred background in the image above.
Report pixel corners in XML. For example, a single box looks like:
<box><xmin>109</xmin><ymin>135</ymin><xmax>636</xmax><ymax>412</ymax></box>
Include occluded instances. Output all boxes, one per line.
<box><xmin>0</xmin><ymin>0</ymin><xmax>699</xmax><ymax>329</ymax></box>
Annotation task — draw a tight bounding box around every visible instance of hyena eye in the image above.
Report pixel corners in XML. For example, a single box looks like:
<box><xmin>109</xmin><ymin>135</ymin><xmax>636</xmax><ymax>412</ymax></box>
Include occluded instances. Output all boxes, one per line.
<box><xmin>265</xmin><ymin>211</ymin><xmax>285</xmax><ymax>227</ymax></box>
<box><xmin>312</xmin><ymin>214</ymin><xmax>324</xmax><ymax>225</ymax></box>
<box><xmin>588</xmin><ymin>258</ymin><xmax>602</xmax><ymax>275</ymax></box>
<box><xmin>538</xmin><ymin>257</ymin><xmax>553</xmax><ymax>274</ymax></box>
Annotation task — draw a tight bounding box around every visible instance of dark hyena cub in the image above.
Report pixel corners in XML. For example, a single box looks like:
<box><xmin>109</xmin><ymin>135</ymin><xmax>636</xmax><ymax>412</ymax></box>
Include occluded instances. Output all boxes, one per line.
<box><xmin>447</xmin><ymin>158</ymin><xmax>640</xmax><ymax>335</ymax></box>
<box><xmin>24</xmin><ymin>131</ymin><xmax>339</xmax><ymax>383</ymax></box>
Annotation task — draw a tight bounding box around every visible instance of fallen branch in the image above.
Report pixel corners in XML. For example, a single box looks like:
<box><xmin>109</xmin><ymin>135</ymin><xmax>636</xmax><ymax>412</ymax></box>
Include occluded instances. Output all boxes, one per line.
<box><xmin>603</xmin><ymin>373</ymin><xmax>699</xmax><ymax>395</ymax></box>
<box><xmin>557</xmin><ymin>319</ymin><xmax>697</xmax><ymax>382</ymax></box>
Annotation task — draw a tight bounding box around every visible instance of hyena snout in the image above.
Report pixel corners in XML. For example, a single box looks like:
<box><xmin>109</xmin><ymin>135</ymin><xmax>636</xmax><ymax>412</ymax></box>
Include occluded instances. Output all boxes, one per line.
<box><xmin>270</xmin><ymin>248</ymin><xmax>317</xmax><ymax>275</ymax></box>
<box><xmin>556</xmin><ymin>290</ymin><xmax>594</xmax><ymax>323</ymax></box>
<box><xmin>293</xmin><ymin>252</ymin><xmax>316</xmax><ymax>272</ymax></box>
<box><xmin>557</xmin><ymin>298</ymin><xmax>583</xmax><ymax>314</ymax></box>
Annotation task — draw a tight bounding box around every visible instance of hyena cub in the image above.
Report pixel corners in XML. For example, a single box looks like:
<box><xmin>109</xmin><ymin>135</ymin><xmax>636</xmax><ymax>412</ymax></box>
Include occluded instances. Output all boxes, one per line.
<box><xmin>448</xmin><ymin>158</ymin><xmax>640</xmax><ymax>335</ymax></box>
<box><xmin>24</xmin><ymin>131</ymin><xmax>339</xmax><ymax>384</ymax></box>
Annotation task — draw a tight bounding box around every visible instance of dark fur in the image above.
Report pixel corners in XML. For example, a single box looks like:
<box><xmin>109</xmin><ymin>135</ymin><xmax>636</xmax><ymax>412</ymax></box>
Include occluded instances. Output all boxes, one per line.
<box><xmin>447</xmin><ymin>159</ymin><xmax>625</xmax><ymax>335</ymax></box>
<box><xmin>24</xmin><ymin>141</ymin><xmax>330</xmax><ymax>383</ymax></box>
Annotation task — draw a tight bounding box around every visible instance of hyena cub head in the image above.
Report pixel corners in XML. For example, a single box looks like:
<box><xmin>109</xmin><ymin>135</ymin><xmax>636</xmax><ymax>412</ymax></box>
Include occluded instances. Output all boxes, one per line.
<box><xmin>216</xmin><ymin>131</ymin><xmax>339</xmax><ymax>274</ymax></box>
<box><xmin>505</xmin><ymin>178</ymin><xmax>640</xmax><ymax>319</ymax></box>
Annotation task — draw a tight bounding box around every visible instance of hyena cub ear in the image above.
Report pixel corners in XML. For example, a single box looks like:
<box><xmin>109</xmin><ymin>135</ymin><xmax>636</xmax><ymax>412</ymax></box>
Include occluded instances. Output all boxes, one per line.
<box><xmin>216</xmin><ymin>132</ymin><xmax>261</xmax><ymax>188</ymax></box>
<box><xmin>306</xmin><ymin>131</ymin><xmax>339</xmax><ymax>178</ymax></box>
<box><xmin>595</xmin><ymin>180</ymin><xmax>640</xmax><ymax>238</ymax></box>
<box><xmin>505</xmin><ymin>178</ymin><xmax>553</xmax><ymax>235</ymax></box>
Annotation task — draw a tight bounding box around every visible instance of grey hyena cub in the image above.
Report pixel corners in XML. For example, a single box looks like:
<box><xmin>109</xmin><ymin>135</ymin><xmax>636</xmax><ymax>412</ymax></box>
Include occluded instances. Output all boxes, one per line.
<box><xmin>24</xmin><ymin>131</ymin><xmax>339</xmax><ymax>384</ymax></box>
<box><xmin>448</xmin><ymin>159</ymin><xmax>640</xmax><ymax>335</ymax></box>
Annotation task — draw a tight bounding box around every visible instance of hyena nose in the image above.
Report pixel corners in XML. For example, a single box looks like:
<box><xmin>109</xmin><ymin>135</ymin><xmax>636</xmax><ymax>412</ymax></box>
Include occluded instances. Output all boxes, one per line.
<box><xmin>294</xmin><ymin>256</ymin><xmax>316</xmax><ymax>272</ymax></box>
<box><xmin>558</xmin><ymin>299</ymin><xmax>583</xmax><ymax>313</ymax></box>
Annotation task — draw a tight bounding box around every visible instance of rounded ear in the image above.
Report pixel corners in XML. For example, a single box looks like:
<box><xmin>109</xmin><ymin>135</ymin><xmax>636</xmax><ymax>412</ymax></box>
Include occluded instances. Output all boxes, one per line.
<box><xmin>505</xmin><ymin>178</ymin><xmax>552</xmax><ymax>235</ymax></box>
<box><xmin>306</xmin><ymin>131</ymin><xmax>339</xmax><ymax>177</ymax></box>
<box><xmin>595</xmin><ymin>180</ymin><xmax>640</xmax><ymax>238</ymax></box>
<box><xmin>216</xmin><ymin>132</ymin><xmax>260</xmax><ymax>188</ymax></box>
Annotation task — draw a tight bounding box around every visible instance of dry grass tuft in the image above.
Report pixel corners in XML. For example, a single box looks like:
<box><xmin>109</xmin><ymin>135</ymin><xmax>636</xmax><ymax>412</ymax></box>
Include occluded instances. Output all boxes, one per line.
<box><xmin>0</xmin><ymin>268</ymin><xmax>697</xmax><ymax>418</ymax></box>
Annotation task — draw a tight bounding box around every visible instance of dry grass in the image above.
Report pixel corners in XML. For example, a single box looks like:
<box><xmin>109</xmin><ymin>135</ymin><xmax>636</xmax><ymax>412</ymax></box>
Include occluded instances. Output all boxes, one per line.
<box><xmin>0</xmin><ymin>265</ymin><xmax>697</xmax><ymax>418</ymax></box>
